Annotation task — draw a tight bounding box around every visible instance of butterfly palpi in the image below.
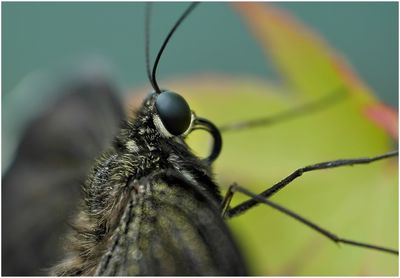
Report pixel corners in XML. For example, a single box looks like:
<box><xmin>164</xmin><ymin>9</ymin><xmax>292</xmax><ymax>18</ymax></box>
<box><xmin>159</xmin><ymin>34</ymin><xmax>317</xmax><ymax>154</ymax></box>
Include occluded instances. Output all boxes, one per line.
<box><xmin>51</xmin><ymin>3</ymin><xmax>398</xmax><ymax>275</ymax></box>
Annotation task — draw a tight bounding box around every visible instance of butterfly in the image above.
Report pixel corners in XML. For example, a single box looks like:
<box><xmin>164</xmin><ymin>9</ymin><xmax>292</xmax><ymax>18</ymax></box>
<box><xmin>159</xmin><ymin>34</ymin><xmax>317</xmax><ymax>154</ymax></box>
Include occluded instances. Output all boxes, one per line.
<box><xmin>2</xmin><ymin>2</ymin><xmax>396</xmax><ymax>273</ymax></box>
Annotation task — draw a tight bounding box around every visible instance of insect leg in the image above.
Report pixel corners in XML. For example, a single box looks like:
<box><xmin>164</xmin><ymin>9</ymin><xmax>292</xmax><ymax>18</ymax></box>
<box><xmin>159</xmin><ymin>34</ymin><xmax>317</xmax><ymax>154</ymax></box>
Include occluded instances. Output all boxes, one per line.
<box><xmin>219</xmin><ymin>87</ymin><xmax>346</xmax><ymax>133</ymax></box>
<box><xmin>224</xmin><ymin>183</ymin><xmax>398</xmax><ymax>255</ymax></box>
<box><xmin>224</xmin><ymin>151</ymin><xmax>398</xmax><ymax>218</ymax></box>
<box><xmin>220</xmin><ymin>185</ymin><xmax>235</xmax><ymax>217</ymax></box>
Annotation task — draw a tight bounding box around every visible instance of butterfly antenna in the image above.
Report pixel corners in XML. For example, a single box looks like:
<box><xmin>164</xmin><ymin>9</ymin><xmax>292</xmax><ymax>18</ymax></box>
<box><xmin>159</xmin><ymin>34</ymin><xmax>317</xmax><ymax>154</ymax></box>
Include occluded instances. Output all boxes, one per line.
<box><xmin>145</xmin><ymin>3</ymin><xmax>155</xmax><ymax>89</ymax></box>
<box><xmin>151</xmin><ymin>2</ymin><xmax>199</xmax><ymax>94</ymax></box>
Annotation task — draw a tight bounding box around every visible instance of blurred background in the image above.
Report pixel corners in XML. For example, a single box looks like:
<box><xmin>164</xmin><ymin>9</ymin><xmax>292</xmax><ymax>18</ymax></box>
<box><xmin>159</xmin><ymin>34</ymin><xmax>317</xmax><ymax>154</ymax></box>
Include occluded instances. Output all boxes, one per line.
<box><xmin>2</xmin><ymin>2</ymin><xmax>398</xmax><ymax>276</ymax></box>
<box><xmin>2</xmin><ymin>2</ymin><xmax>398</xmax><ymax>171</ymax></box>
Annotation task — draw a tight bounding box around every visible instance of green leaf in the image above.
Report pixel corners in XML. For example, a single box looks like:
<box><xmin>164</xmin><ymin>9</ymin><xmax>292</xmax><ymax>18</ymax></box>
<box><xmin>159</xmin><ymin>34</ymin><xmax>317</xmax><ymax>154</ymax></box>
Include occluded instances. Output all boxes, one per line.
<box><xmin>180</xmin><ymin>77</ymin><xmax>397</xmax><ymax>275</ymax></box>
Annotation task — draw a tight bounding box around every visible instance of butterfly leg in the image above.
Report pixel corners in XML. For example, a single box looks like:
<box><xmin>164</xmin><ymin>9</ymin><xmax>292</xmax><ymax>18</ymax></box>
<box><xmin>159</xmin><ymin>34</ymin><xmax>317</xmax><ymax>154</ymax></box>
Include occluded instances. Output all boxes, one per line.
<box><xmin>222</xmin><ymin>183</ymin><xmax>398</xmax><ymax>255</ymax></box>
<box><xmin>223</xmin><ymin>151</ymin><xmax>398</xmax><ymax>218</ymax></box>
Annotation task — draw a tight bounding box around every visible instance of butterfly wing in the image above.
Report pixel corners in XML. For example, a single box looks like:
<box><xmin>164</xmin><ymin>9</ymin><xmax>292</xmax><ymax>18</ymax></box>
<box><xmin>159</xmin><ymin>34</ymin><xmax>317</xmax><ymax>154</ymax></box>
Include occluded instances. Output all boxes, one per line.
<box><xmin>96</xmin><ymin>171</ymin><xmax>248</xmax><ymax>276</ymax></box>
<box><xmin>2</xmin><ymin>77</ymin><xmax>124</xmax><ymax>275</ymax></box>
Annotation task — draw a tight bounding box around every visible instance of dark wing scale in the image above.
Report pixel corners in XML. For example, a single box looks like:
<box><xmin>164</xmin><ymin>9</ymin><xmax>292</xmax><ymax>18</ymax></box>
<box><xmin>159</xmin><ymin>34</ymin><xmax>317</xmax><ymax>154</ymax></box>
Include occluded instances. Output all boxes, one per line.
<box><xmin>2</xmin><ymin>78</ymin><xmax>124</xmax><ymax>275</ymax></box>
<box><xmin>96</xmin><ymin>171</ymin><xmax>248</xmax><ymax>275</ymax></box>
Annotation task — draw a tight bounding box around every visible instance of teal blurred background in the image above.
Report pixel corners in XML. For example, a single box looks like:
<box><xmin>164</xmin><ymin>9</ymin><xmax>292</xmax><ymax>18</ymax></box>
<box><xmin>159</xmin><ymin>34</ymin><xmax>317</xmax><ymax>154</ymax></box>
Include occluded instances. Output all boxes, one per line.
<box><xmin>2</xmin><ymin>1</ymin><xmax>398</xmax><ymax>186</ymax></box>
<box><xmin>2</xmin><ymin>2</ymin><xmax>398</xmax><ymax>105</ymax></box>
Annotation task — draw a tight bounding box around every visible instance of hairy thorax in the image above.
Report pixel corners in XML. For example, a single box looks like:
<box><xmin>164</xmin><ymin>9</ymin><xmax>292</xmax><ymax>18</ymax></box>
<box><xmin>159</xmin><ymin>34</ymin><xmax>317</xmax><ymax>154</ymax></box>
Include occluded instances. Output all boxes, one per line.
<box><xmin>51</xmin><ymin>110</ymin><xmax>221</xmax><ymax>275</ymax></box>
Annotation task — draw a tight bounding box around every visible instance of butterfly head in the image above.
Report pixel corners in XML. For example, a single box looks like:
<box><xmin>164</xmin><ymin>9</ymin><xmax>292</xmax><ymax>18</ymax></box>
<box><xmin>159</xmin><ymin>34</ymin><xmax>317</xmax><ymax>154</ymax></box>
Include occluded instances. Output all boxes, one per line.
<box><xmin>137</xmin><ymin>90</ymin><xmax>222</xmax><ymax>164</ymax></box>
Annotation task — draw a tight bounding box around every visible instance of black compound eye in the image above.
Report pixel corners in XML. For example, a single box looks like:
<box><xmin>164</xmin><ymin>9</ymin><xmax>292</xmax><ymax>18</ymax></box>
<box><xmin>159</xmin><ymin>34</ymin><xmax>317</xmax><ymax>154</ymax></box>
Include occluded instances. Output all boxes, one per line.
<box><xmin>155</xmin><ymin>91</ymin><xmax>191</xmax><ymax>136</ymax></box>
